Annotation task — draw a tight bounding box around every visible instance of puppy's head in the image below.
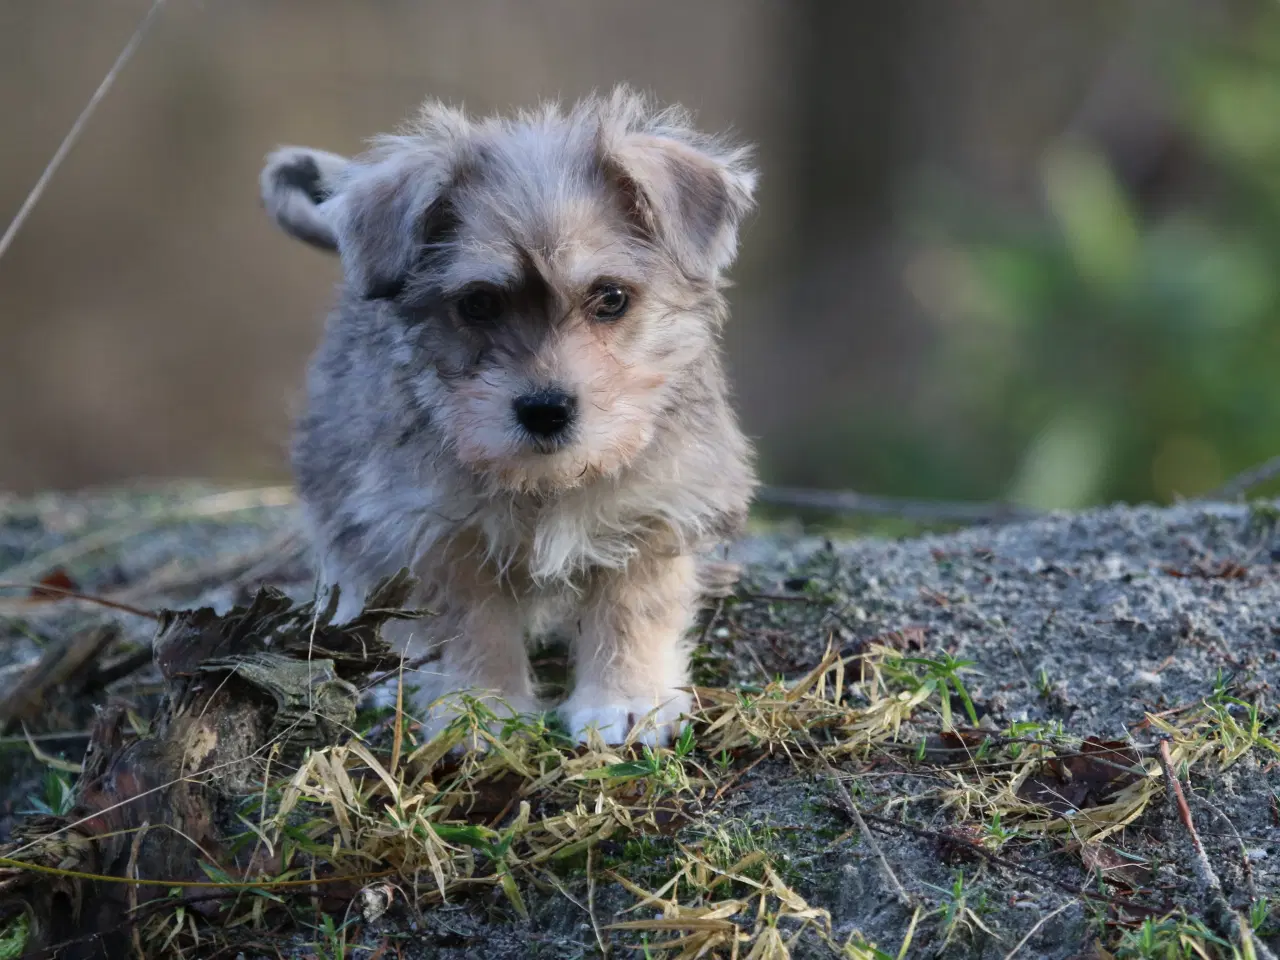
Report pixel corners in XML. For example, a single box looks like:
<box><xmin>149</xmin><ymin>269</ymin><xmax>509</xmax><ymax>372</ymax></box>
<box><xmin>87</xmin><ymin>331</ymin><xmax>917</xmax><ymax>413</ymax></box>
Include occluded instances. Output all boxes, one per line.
<box><xmin>262</xmin><ymin>87</ymin><xmax>756</xmax><ymax>493</ymax></box>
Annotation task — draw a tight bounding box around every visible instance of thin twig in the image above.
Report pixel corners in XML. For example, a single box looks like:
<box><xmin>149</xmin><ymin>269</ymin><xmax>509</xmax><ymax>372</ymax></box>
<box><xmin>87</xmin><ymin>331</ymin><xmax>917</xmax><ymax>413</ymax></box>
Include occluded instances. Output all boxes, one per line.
<box><xmin>587</xmin><ymin>842</ymin><xmax>610</xmax><ymax>959</ymax></box>
<box><xmin>0</xmin><ymin>659</ymin><xmax>39</xmax><ymax>681</ymax></box>
<box><xmin>709</xmin><ymin>752</ymin><xmax>770</xmax><ymax>805</ymax></box>
<box><xmin>0</xmin><ymin>730</ymin><xmax>91</xmax><ymax>745</ymax></box>
<box><xmin>853</xmin><ymin>809</ymin><xmax>1159</xmax><ymax>918</ymax></box>
<box><xmin>1003</xmin><ymin>900</ymin><xmax>1077</xmax><ymax>960</ymax></box>
<box><xmin>127</xmin><ymin>820</ymin><xmax>149</xmax><ymax>960</ymax></box>
<box><xmin>737</xmin><ymin>592</ymin><xmax>820</xmax><ymax>605</ymax></box>
<box><xmin>112</xmin><ymin>529</ymin><xmax>302</xmax><ymax>604</ymax></box>
<box><xmin>805</xmin><ymin>733</ymin><xmax>914</xmax><ymax>907</ymax></box>
<box><xmin>1156</xmin><ymin>739</ymin><xmax>1277</xmax><ymax>960</ymax></box>
<box><xmin>0</xmin><ymin>581</ymin><xmax>158</xmax><ymax>620</ymax></box>
<box><xmin>1192</xmin><ymin>794</ymin><xmax>1258</xmax><ymax>902</ymax></box>
<box><xmin>0</xmin><ymin>0</ymin><xmax>168</xmax><ymax>265</ymax></box>
<box><xmin>697</xmin><ymin>597</ymin><xmax>726</xmax><ymax>648</ymax></box>
<box><xmin>88</xmin><ymin>647</ymin><xmax>156</xmax><ymax>689</ymax></box>
<box><xmin>0</xmin><ymin>853</ymin><xmax>399</xmax><ymax>890</ymax></box>
<box><xmin>1157</xmin><ymin>740</ymin><xmax>1217</xmax><ymax>894</ymax></box>
<box><xmin>755</xmin><ymin>486</ymin><xmax>1042</xmax><ymax>525</ymax></box>
<box><xmin>1203</xmin><ymin>454</ymin><xmax>1280</xmax><ymax>501</ymax></box>
<box><xmin>362</xmin><ymin>655</ymin><xmax>434</xmax><ymax>694</ymax></box>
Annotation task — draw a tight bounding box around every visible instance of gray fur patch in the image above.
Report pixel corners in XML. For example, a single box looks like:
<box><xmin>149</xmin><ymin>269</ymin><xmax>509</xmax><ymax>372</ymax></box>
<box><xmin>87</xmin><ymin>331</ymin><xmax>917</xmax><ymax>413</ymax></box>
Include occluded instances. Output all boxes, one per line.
<box><xmin>276</xmin><ymin>155</ymin><xmax>329</xmax><ymax>206</ymax></box>
<box><xmin>260</xmin><ymin>146</ymin><xmax>351</xmax><ymax>252</ymax></box>
<box><xmin>671</xmin><ymin>155</ymin><xmax>731</xmax><ymax>256</ymax></box>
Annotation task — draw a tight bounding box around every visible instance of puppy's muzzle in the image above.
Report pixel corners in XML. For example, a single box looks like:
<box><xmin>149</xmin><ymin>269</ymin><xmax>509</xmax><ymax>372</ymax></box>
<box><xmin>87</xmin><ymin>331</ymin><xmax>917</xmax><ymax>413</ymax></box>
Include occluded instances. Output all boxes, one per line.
<box><xmin>513</xmin><ymin>389</ymin><xmax>578</xmax><ymax>447</ymax></box>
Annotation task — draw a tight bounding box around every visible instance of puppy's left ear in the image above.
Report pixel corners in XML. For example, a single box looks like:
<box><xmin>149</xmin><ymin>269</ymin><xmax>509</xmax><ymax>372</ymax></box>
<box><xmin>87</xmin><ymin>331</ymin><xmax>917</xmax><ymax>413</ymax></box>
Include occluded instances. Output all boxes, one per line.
<box><xmin>604</xmin><ymin>124</ymin><xmax>757</xmax><ymax>280</ymax></box>
<box><xmin>260</xmin><ymin>146</ymin><xmax>350</xmax><ymax>252</ymax></box>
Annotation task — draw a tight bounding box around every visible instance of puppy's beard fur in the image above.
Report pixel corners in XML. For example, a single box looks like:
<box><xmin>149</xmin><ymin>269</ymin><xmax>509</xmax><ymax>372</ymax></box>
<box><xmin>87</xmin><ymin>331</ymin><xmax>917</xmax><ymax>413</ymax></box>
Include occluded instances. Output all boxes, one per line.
<box><xmin>436</xmin><ymin>329</ymin><xmax>670</xmax><ymax>495</ymax></box>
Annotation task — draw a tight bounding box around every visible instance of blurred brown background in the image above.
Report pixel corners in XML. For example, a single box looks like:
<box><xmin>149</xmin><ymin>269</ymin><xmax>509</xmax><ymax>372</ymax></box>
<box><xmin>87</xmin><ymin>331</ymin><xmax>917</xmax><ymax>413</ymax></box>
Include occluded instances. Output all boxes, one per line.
<box><xmin>2</xmin><ymin>1</ymin><xmax>1275</xmax><ymax>510</ymax></box>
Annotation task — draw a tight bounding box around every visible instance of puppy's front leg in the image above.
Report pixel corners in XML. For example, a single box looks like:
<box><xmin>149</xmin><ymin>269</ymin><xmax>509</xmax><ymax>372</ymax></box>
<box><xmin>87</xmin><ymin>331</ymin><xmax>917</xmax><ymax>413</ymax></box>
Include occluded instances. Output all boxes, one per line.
<box><xmin>393</xmin><ymin>574</ymin><xmax>539</xmax><ymax>743</ymax></box>
<box><xmin>560</xmin><ymin>553</ymin><xmax>699</xmax><ymax>746</ymax></box>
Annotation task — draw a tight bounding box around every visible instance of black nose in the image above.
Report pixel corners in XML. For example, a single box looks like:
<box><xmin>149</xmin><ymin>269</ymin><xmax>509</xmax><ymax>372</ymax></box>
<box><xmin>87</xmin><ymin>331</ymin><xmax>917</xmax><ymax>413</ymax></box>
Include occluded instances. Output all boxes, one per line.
<box><xmin>513</xmin><ymin>390</ymin><xmax>577</xmax><ymax>439</ymax></box>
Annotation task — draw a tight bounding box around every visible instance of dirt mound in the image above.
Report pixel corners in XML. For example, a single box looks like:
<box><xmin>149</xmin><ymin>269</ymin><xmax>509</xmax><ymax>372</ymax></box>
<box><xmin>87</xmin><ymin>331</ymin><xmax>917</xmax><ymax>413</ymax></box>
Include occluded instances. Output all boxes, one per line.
<box><xmin>0</xmin><ymin>487</ymin><xmax>1276</xmax><ymax>958</ymax></box>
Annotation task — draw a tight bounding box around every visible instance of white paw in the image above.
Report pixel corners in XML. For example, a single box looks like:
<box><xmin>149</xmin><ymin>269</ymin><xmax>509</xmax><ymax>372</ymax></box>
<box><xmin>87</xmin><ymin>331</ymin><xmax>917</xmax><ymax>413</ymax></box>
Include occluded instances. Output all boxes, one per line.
<box><xmin>559</xmin><ymin>688</ymin><xmax>692</xmax><ymax>747</ymax></box>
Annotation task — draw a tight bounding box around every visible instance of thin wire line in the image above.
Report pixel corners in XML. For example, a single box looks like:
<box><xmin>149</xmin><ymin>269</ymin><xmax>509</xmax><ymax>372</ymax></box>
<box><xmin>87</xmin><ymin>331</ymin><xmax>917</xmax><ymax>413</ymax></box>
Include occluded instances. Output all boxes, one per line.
<box><xmin>0</xmin><ymin>0</ymin><xmax>168</xmax><ymax>265</ymax></box>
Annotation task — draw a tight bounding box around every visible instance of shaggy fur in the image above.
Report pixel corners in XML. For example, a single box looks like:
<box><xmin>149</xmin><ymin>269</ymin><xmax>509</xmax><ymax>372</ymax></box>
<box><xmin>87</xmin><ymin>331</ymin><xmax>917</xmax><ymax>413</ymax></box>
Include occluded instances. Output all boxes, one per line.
<box><xmin>260</xmin><ymin>87</ymin><xmax>757</xmax><ymax>746</ymax></box>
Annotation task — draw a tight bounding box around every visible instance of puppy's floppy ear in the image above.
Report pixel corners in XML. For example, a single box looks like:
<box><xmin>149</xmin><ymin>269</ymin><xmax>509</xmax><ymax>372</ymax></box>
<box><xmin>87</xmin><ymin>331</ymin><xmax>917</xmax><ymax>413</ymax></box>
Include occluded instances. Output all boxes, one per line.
<box><xmin>260</xmin><ymin>146</ymin><xmax>350</xmax><ymax>252</ymax></box>
<box><xmin>324</xmin><ymin>106</ymin><xmax>471</xmax><ymax>301</ymax></box>
<box><xmin>601</xmin><ymin>100</ymin><xmax>757</xmax><ymax>280</ymax></box>
<box><xmin>321</xmin><ymin>154</ymin><xmax>437</xmax><ymax>301</ymax></box>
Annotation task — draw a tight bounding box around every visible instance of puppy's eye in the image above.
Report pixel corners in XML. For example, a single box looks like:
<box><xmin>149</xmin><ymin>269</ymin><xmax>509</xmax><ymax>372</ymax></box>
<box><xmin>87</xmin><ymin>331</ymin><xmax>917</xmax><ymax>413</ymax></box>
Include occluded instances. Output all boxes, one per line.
<box><xmin>456</xmin><ymin>286</ymin><xmax>504</xmax><ymax>324</ymax></box>
<box><xmin>588</xmin><ymin>283</ymin><xmax>630</xmax><ymax>323</ymax></box>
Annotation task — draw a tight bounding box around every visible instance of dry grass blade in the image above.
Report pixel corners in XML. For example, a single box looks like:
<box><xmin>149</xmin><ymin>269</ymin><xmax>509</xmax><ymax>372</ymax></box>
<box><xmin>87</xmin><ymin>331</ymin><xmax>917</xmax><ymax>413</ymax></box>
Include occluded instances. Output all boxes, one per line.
<box><xmin>694</xmin><ymin>644</ymin><xmax>930</xmax><ymax>759</ymax></box>
<box><xmin>0</xmin><ymin>0</ymin><xmax>169</xmax><ymax>264</ymax></box>
<box><xmin>608</xmin><ymin>845</ymin><xmax>830</xmax><ymax>959</ymax></box>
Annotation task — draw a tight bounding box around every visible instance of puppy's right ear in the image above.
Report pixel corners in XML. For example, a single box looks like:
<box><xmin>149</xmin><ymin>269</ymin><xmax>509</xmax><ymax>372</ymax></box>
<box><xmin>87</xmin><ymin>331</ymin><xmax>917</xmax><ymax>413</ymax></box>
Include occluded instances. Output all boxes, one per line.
<box><xmin>274</xmin><ymin>103</ymin><xmax>471</xmax><ymax>300</ymax></box>
<box><xmin>260</xmin><ymin>146</ymin><xmax>350</xmax><ymax>253</ymax></box>
<box><xmin>325</xmin><ymin>134</ymin><xmax>468</xmax><ymax>302</ymax></box>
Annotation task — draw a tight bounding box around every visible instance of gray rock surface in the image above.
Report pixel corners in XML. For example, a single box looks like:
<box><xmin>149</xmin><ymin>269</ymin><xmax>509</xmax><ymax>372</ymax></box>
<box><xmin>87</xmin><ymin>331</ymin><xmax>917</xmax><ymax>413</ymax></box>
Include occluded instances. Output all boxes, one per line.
<box><xmin>728</xmin><ymin>501</ymin><xmax>1279</xmax><ymax>737</ymax></box>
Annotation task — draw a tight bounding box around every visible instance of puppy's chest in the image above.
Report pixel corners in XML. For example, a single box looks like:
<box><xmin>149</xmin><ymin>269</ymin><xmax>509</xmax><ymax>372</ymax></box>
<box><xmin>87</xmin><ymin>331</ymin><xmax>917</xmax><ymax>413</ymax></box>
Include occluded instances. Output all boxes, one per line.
<box><xmin>475</xmin><ymin>492</ymin><xmax>662</xmax><ymax>585</ymax></box>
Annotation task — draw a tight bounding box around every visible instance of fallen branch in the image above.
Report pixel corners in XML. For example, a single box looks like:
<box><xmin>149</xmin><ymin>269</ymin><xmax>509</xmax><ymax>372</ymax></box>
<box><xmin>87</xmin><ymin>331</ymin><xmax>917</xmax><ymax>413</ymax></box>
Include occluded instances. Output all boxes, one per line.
<box><xmin>0</xmin><ymin>626</ymin><xmax>120</xmax><ymax>735</ymax></box>
<box><xmin>1202</xmin><ymin>454</ymin><xmax>1280</xmax><ymax>501</ymax></box>
<box><xmin>0</xmin><ymin>486</ymin><xmax>294</xmax><ymax>586</ymax></box>
<box><xmin>755</xmin><ymin>486</ymin><xmax>1042</xmax><ymax>525</ymax></box>
<box><xmin>1156</xmin><ymin>739</ymin><xmax>1276</xmax><ymax>960</ymax></box>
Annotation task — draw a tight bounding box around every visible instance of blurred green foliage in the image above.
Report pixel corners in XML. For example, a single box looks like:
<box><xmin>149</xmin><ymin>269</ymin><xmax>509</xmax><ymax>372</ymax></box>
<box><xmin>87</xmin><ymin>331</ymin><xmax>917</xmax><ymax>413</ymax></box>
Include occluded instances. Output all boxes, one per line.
<box><xmin>896</xmin><ymin>9</ymin><xmax>1280</xmax><ymax>510</ymax></box>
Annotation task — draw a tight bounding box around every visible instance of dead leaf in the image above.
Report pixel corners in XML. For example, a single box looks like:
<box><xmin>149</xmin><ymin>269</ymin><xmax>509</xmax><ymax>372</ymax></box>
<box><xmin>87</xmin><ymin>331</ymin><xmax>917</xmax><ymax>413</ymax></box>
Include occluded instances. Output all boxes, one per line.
<box><xmin>843</xmin><ymin>626</ymin><xmax>926</xmax><ymax>680</ymax></box>
<box><xmin>935</xmin><ymin>823</ymin><xmax>986</xmax><ymax>865</ymax></box>
<box><xmin>1079</xmin><ymin>842</ymin><xmax>1154</xmax><ymax>889</ymax></box>
<box><xmin>921</xmin><ymin>729</ymin><xmax>988</xmax><ymax>766</ymax></box>
<box><xmin>1017</xmin><ymin>738</ymin><xmax>1144</xmax><ymax>814</ymax></box>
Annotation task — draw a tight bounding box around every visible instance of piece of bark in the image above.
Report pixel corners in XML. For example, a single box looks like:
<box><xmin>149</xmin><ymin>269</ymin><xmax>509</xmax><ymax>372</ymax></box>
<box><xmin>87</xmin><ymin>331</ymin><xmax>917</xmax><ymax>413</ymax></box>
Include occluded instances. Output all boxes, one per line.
<box><xmin>1</xmin><ymin>571</ymin><xmax>420</xmax><ymax>960</ymax></box>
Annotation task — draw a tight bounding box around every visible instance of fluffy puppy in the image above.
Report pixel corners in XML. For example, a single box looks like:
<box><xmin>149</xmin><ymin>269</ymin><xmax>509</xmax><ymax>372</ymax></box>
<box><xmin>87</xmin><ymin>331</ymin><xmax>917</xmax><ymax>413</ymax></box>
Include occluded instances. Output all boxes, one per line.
<box><xmin>260</xmin><ymin>87</ymin><xmax>757</xmax><ymax>746</ymax></box>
